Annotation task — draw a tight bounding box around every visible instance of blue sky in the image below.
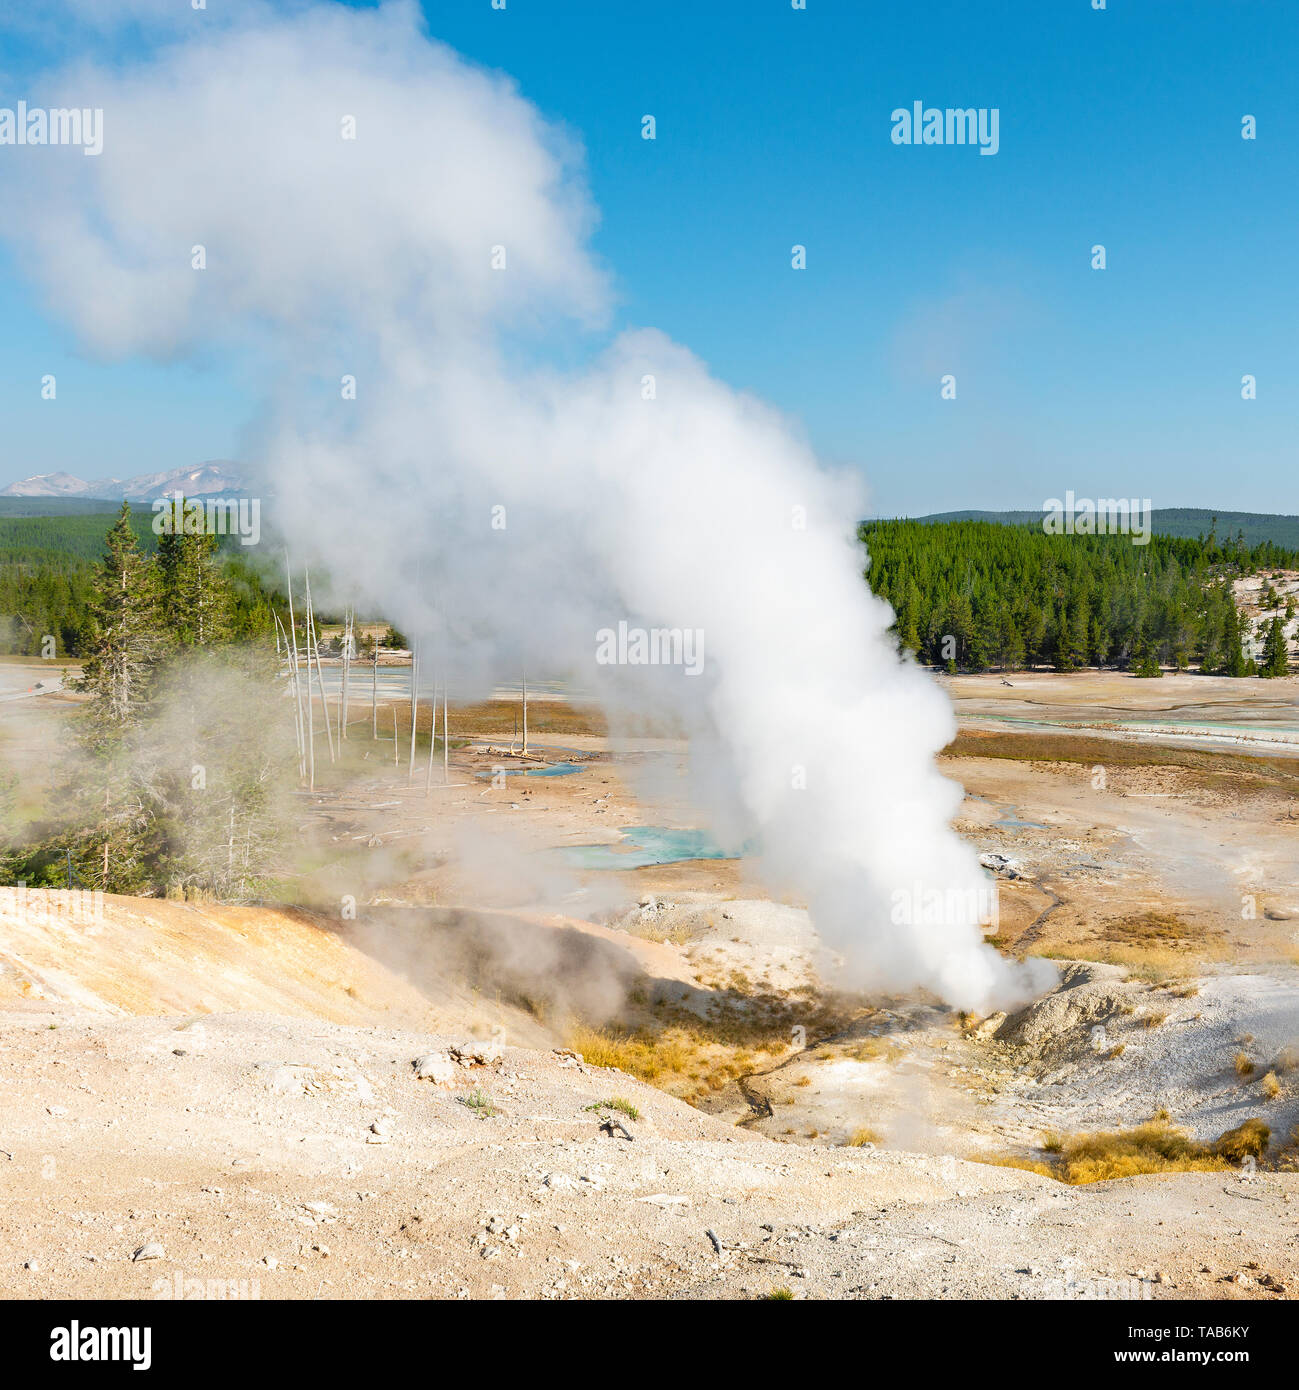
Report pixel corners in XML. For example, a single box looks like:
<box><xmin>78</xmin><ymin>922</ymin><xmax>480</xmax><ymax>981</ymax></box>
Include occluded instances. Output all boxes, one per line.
<box><xmin>1</xmin><ymin>0</ymin><xmax>1296</xmax><ymax>514</ymax></box>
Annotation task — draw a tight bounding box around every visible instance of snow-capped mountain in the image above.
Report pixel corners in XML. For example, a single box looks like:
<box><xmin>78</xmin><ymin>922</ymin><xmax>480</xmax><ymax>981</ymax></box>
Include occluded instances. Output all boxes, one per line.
<box><xmin>0</xmin><ymin>461</ymin><xmax>246</xmax><ymax>500</ymax></box>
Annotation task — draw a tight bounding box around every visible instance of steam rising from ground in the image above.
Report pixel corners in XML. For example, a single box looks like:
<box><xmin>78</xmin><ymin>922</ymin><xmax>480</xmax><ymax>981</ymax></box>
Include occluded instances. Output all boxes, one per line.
<box><xmin>0</xmin><ymin>1</ymin><xmax>1051</xmax><ymax>1010</ymax></box>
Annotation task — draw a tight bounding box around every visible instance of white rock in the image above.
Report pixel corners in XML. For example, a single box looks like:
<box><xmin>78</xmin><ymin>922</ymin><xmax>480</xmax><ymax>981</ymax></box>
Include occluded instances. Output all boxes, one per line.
<box><xmin>412</xmin><ymin>1055</ymin><xmax>458</xmax><ymax>1087</ymax></box>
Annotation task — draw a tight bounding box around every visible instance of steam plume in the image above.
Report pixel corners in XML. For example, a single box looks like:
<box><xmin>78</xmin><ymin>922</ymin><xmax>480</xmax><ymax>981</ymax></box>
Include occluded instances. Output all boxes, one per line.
<box><xmin>0</xmin><ymin>1</ymin><xmax>1051</xmax><ymax>1011</ymax></box>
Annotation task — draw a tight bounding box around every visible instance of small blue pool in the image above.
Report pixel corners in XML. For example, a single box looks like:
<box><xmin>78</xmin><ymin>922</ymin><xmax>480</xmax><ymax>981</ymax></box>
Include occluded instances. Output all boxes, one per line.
<box><xmin>552</xmin><ymin>825</ymin><xmax>742</xmax><ymax>870</ymax></box>
<box><xmin>475</xmin><ymin>762</ymin><xmax>583</xmax><ymax>780</ymax></box>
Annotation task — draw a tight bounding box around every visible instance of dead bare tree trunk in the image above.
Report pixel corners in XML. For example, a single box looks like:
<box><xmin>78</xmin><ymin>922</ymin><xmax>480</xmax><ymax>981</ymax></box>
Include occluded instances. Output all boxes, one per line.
<box><xmin>407</xmin><ymin>645</ymin><xmax>418</xmax><ymax>781</ymax></box>
<box><xmin>283</xmin><ymin>559</ymin><xmax>308</xmax><ymax>784</ymax></box>
<box><xmin>304</xmin><ymin>571</ymin><xmax>335</xmax><ymax>764</ymax></box>
<box><xmin>425</xmin><ymin>675</ymin><xmax>438</xmax><ymax>796</ymax></box>
<box><xmin>340</xmin><ymin>607</ymin><xmax>352</xmax><ymax>741</ymax></box>
<box><xmin>275</xmin><ymin>612</ymin><xmax>306</xmax><ymax>783</ymax></box>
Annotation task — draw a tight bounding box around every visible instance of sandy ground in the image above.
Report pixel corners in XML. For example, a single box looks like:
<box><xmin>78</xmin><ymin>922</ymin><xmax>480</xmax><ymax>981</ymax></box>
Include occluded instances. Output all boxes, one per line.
<box><xmin>2</xmin><ymin>991</ymin><xmax>1296</xmax><ymax>1300</ymax></box>
<box><xmin>4</xmin><ymin>663</ymin><xmax>1299</xmax><ymax>1299</ymax></box>
<box><xmin>946</xmin><ymin>668</ymin><xmax>1299</xmax><ymax>756</ymax></box>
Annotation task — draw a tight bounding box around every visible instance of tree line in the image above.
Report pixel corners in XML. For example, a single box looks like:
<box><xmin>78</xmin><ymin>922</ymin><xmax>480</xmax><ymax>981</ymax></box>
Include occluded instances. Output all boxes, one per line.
<box><xmin>3</xmin><ymin>503</ymin><xmax>290</xmax><ymax>898</ymax></box>
<box><xmin>0</xmin><ymin>508</ymin><xmax>277</xmax><ymax>657</ymax></box>
<box><xmin>862</xmin><ymin>519</ymin><xmax>1295</xmax><ymax>677</ymax></box>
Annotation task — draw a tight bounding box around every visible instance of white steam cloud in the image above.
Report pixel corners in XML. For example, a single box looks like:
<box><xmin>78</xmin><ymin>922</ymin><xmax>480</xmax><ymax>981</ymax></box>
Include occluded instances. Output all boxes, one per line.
<box><xmin>0</xmin><ymin>1</ymin><xmax>1051</xmax><ymax>1011</ymax></box>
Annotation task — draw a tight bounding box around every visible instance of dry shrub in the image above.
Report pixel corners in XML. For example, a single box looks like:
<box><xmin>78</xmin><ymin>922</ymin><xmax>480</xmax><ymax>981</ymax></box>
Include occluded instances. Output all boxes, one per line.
<box><xmin>1105</xmin><ymin>912</ymin><xmax>1196</xmax><ymax>945</ymax></box>
<box><xmin>1212</xmin><ymin>1118</ymin><xmax>1271</xmax><ymax>1163</ymax></box>
<box><xmin>980</xmin><ymin>1116</ymin><xmax>1271</xmax><ymax>1186</ymax></box>
<box><xmin>1057</xmin><ymin>1119</ymin><xmax>1227</xmax><ymax>1184</ymax></box>
<box><xmin>1032</xmin><ymin>942</ymin><xmax>1200</xmax><ymax>984</ymax></box>
<box><xmin>977</xmin><ymin>1155</ymin><xmax>1059</xmax><ymax>1180</ymax></box>
<box><xmin>850</xmin><ymin>1037</ymin><xmax>902</xmax><ymax>1063</ymax></box>
<box><xmin>845</xmin><ymin>1127</ymin><xmax>880</xmax><ymax>1148</ymax></box>
<box><xmin>1235</xmin><ymin>1052</ymin><xmax>1256</xmax><ymax>1078</ymax></box>
<box><xmin>565</xmin><ymin>1024</ymin><xmax>692</xmax><ymax>1081</ymax></box>
<box><xmin>627</xmin><ymin>919</ymin><xmax>694</xmax><ymax>946</ymax></box>
<box><xmin>1260</xmin><ymin>1070</ymin><xmax>1282</xmax><ymax>1100</ymax></box>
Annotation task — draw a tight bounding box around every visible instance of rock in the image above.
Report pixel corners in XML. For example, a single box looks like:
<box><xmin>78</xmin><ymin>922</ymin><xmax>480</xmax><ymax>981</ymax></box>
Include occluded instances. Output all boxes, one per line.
<box><xmin>705</xmin><ymin>1228</ymin><xmax>723</xmax><ymax>1255</ymax></box>
<box><xmin>1264</xmin><ymin>908</ymin><xmax>1294</xmax><ymax>921</ymax></box>
<box><xmin>367</xmin><ymin>1119</ymin><xmax>391</xmax><ymax>1144</ymax></box>
<box><xmin>412</xmin><ymin>1055</ymin><xmax>458</xmax><ymax>1087</ymax></box>
<box><xmin>451</xmin><ymin>1040</ymin><xmax>503</xmax><ymax>1068</ymax></box>
<box><xmin>599</xmin><ymin>1114</ymin><xmax>635</xmax><ymax>1141</ymax></box>
<box><xmin>996</xmin><ymin>960</ymin><xmax>1129</xmax><ymax>1049</ymax></box>
<box><xmin>971</xmin><ymin>1012</ymin><xmax>1007</xmax><ymax>1042</ymax></box>
<box><xmin>132</xmin><ymin>1242</ymin><xmax>165</xmax><ymax>1262</ymax></box>
<box><xmin>979</xmin><ymin>851</ymin><xmax>1021</xmax><ymax>879</ymax></box>
<box><xmin>46</xmin><ymin>1105</ymin><xmax>68</xmax><ymax>1117</ymax></box>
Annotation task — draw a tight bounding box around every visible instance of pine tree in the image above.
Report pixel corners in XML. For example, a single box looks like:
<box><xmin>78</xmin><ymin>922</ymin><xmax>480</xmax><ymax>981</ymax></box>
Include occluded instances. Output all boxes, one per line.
<box><xmin>1053</xmin><ymin>606</ymin><xmax>1075</xmax><ymax>672</ymax></box>
<box><xmin>1130</xmin><ymin>636</ymin><xmax>1163</xmax><ymax>678</ymax></box>
<box><xmin>157</xmin><ymin>498</ymin><xmax>232</xmax><ymax>649</ymax></box>
<box><xmin>1223</xmin><ymin>600</ymin><xmax>1248</xmax><ymax>678</ymax></box>
<box><xmin>75</xmin><ymin>503</ymin><xmax>162</xmax><ymax>739</ymax></box>
<box><xmin>896</xmin><ymin>577</ymin><xmax>922</xmax><ymax>654</ymax></box>
<box><xmin>1260</xmin><ymin>615</ymin><xmax>1290</xmax><ymax>677</ymax></box>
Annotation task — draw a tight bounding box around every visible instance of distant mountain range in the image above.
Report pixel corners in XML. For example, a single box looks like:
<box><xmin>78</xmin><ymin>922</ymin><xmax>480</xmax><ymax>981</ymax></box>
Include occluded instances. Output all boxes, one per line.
<box><xmin>902</xmin><ymin>507</ymin><xmax>1299</xmax><ymax>551</ymax></box>
<box><xmin>0</xmin><ymin>461</ymin><xmax>246</xmax><ymax>502</ymax></box>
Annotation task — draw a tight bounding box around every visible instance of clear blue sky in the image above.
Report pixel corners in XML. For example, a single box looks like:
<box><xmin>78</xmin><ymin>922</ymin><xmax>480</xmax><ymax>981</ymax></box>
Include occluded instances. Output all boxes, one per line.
<box><xmin>1</xmin><ymin>0</ymin><xmax>1296</xmax><ymax>514</ymax></box>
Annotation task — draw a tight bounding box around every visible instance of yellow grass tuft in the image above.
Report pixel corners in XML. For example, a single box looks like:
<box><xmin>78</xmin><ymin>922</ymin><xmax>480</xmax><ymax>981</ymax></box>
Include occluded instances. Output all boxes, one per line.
<box><xmin>1212</xmin><ymin>1118</ymin><xmax>1270</xmax><ymax>1163</ymax></box>
<box><xmin>846</xmin><ymin>1126</ymin><xmax>880</xmax><ymax>1148</ymax></box>
<box><xmin>565</xmin><ymin>1024</ymin><xmax>692</xmax><ymax>1081</ymax></box>
<box><xmin>977</xmin><ymin>1155</ymin><xmax>1059</xmax><ymax>1179</ymax></box>
<box><xmin>978</xmin><ymin>1115</ymin><xmax>1271</xmax><ymax>1186</ymax></box>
